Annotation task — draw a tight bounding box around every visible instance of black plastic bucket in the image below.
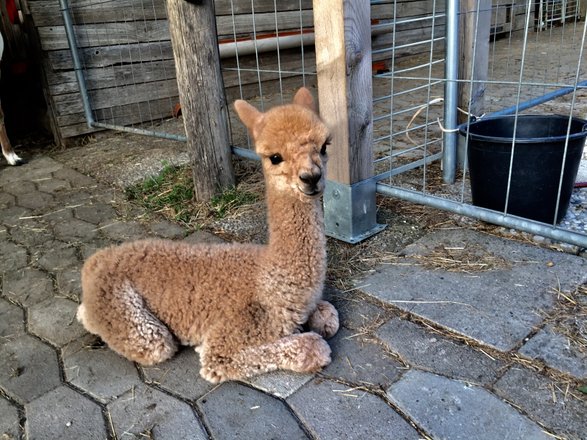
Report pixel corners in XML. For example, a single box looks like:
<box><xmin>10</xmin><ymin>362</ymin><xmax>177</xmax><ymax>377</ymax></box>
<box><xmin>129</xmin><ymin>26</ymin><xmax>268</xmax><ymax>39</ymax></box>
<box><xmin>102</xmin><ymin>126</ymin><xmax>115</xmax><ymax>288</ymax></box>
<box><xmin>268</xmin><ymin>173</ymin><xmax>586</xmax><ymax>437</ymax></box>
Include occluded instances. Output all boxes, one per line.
<box><xmin>459</xmin><ymin>115</ymin><xmax>587</xmax><ymax>224</ymax></box>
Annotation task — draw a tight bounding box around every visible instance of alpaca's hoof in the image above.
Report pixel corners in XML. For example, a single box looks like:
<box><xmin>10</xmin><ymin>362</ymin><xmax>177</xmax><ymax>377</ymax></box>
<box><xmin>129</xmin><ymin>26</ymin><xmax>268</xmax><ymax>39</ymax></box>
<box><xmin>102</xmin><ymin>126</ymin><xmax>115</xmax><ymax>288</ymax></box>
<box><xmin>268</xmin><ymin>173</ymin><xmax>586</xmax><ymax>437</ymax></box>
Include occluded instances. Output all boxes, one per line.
<box><xmin>293</xmin><ymin>332</ymin><xmax>332</xmax><ymax>373</ymax></box>
<box><xmin>306</xmin><ymin>301</ymin><xmax>340</xmax><ymax>340</ymax></box>
<box><xmin>199</xmin><ymin>365</ymin><xmax>229</xmax><ymax>384</ymax></box>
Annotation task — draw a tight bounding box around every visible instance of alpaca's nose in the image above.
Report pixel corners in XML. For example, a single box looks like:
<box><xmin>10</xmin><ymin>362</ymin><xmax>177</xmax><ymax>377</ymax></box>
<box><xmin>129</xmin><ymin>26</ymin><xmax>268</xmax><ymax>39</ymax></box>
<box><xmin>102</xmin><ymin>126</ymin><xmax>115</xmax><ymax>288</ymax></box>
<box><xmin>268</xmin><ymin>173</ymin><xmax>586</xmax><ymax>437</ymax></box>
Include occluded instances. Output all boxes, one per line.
<box><xmin>299</xmin><ymin>171</ymin><xmax>322</xmax><ymax>186</ymax></box>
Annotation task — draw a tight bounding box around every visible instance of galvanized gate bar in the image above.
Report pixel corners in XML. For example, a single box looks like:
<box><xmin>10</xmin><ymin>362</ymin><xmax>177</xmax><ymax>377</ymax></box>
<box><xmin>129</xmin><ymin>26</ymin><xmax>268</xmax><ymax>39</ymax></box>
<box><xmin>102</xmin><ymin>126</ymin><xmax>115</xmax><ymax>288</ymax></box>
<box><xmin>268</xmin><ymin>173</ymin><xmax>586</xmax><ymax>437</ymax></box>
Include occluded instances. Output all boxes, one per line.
<box><xmin>443</xmin><ymin>0</ymin><xmax>460</xmax><ymax>184</ymax></box>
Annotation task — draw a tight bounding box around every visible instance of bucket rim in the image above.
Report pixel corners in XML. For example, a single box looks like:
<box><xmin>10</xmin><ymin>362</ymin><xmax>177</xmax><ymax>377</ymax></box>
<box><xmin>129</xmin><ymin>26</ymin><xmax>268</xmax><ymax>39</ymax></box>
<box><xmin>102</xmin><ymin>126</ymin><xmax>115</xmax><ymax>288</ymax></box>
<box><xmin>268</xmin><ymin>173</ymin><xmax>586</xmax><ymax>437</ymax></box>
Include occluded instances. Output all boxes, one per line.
<box><xmin>458</xmin><ymin>114</ymin><xmax>587</xmax><ymax>144</ymax></box>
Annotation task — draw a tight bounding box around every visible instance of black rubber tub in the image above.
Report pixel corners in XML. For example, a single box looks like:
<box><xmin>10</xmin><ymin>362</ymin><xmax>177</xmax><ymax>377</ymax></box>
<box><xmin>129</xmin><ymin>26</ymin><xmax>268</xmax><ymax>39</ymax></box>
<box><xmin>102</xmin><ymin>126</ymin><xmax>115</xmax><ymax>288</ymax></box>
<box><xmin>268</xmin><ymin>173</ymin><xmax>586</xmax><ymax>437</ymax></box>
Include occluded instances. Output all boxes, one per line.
<box><xmin>459</xmin><ymin>115</ymin><xmax>587</xmax><ymax>224</ymax></box>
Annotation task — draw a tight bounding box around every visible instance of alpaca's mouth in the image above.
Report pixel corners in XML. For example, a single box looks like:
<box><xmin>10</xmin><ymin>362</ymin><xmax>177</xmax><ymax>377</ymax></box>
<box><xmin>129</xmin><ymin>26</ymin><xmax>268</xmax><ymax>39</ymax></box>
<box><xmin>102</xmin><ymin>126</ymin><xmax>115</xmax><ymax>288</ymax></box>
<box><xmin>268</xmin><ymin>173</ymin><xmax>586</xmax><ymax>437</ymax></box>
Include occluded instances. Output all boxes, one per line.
<box><xmin>299</xmin><ymin>186</ymin><xmax>324</xmax><ymax>198</ymax></box>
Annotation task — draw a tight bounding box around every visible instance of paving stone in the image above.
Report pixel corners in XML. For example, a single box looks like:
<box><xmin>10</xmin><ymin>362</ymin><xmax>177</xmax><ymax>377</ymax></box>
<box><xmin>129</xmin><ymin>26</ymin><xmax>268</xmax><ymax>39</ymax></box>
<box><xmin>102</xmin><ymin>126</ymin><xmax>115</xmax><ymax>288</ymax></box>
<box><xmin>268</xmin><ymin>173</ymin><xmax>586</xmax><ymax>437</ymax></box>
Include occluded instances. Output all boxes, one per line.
<box><xmin>183</xmin><ymin>230</ymin><xmax>225</xmax><ymax>244</ymax></box>
<box><xmin>0</xmin><ymin>240</ymin><xmax>28</xmax><ymax>273</ymax></box>
<box><xmin>25</xmin><ymin>386</ymin><xmax>106</xmax><ymax>440</ymax></box>
<box><xmin>0</xmin><ymin>335</ymin><xmax>60</xmax><ymax>404</ymax></box>
<box><xmin>41</xmin><ymin>206</ymin><xmax>74</xmax><ymax>224</ymax></box>
<box><xmin>108</xmin><ymin>383</ymin><xmax>206</xmax><ymax>439</ymax></box>
<box><xmin>141</xmin><ymin>346</ymin><xmax>213</xmax><ymax>401</ymax></box>
<box><xmin>377</xmin><ymin>318</ymin><xmax>506</xmax><ymax>385</ymax></box>
<box><xmin>494</xmin><ymin>366</ymin><xmax>587</xmax><ymax>440</ymax></box>
<box><xmin>34</xmin><ymin>241</ymin><xmax>79</xmax><ymax>272</ymax></box>
<box><xmin>321</xmin><ymin>327</ymin><xmax>403</xmax><ymax>388</ymax></box>
<box><xmin>198</xmin><ymin>381</ymin><xmax>308</xmax><ymax>439</ymax></box>
<box><xmin>149</xmin><ymin>219</ymin><xmax>187</xmax><ymax>239</ymax></box>
<box><xmin>0</xmin><ymin>206</ymin><xmax>31</xmax><ymax>227</ymax></box>
<box><xmin>519</xmin><ymin>325</ymin><xmax>587</xmax><ymax>379</ymax></box>
<box><xmin>52</xmin><ymin>168</ymin><xmax>97</xmax><ymax>188</ymax></box>
<box><xmin>288</xmin><ymin>378</ymin><xmax>419</xmax><ymax>439</ymax></box>
<box><xmin>361</xmin><ymin>229</ymin><xmax>586</xmax><ymax>351</ymax></box>
<box><xmin>387</xmin><ymin>370</ymin><xmax>552</xmax><ymax>440</ymax></box>
<box><xmin>245</xmin><ymin>370</ymin><xmax>313</xmax><ymax>399</ymax></box>
<box><xmin>324</xmin><ymin>287</ymin><xmax>390</xmax><ymax>331</ymax></box>
<box><xmin>2</xmin><ymin>180</ymin><xmax>36</xmax><ymax>196</ymax></box>
<box><xmin>0</xmin><ymin>165</ymin><xmax>28</xmax><ymax>186</ymax></box>
<box><xmin>0</xmin><ymin>191</ymin><xmax>15</xmax><ymax>208</ymax></box>
<box><xmin>97</xmin><ymin>220</ymin><xmax>147</xmax><ymax>242</ymax></box>
<box><xmin>2</xmin><ymin>268</ymin><xmax>54</xmax><ymax>307</ymax></box>
<box><xmin>79</xmin><ymin>239</ymin><xmax>115</xmax><ymax>261</ymax></box>
<box><xmin>28</xmin><ymin>297</ymin><xmax>86</xmax><ymax>346</ymax></box>
<box><xmin>36</xmin><ymin>178</ymin><xmax>71</xmax><ymax>194</ymax></box>
<box><xmin>1</xmin><ymin>157</ymin><xmax>64</xmax><ymax>185</ymax></box>
<box><xmin>0</xmin><ymin>299</ymin><xmax>25</xmax><ymax>344</ymax></box>
<box><xmin>9</xmin><ymin>219</ymin><xmax>53</xmax><ymax>246</ymax></box>
<box><xmin>54</xmin><ymin>218</ymin><xmax>99</xmax><ymax>243</ymax></box>
<box><xmin>55</xmin><ymin>267</ymin><xmax>82</xmax><ymax>301</ymax></box>
<box><xmin>63</xmin><ymin>334</ymin><xmax>141</xmax><ymax>403</ymax></box>
<box><xmin>51</xmin><ymin>190</ymin><xmax>94</xmax><ymax>208</ymax></box>
<box><xmin>74</xmin><ymin>202</ymin><xmax>117</xmax><ymax>225</ymax></box>
<box><xmin>0</xmin><ymin>396</ymin><xmax>20</xmax><ymax>439</ymax></box>
<box><xmin>16</xmin><ymin>191</ymin><xmax>55</xmax><ymax>210</ymax></box>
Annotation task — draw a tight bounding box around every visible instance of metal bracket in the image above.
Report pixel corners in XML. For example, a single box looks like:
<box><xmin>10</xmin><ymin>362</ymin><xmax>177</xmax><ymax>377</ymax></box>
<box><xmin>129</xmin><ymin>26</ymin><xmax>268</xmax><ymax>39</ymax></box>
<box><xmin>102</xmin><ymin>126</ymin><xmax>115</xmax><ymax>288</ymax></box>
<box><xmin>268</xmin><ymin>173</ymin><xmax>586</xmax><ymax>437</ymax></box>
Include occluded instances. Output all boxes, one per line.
<box><xmin>323</xmin><ymin>179</ymin><xmax>386</xmax><ymax>244</ymax></box>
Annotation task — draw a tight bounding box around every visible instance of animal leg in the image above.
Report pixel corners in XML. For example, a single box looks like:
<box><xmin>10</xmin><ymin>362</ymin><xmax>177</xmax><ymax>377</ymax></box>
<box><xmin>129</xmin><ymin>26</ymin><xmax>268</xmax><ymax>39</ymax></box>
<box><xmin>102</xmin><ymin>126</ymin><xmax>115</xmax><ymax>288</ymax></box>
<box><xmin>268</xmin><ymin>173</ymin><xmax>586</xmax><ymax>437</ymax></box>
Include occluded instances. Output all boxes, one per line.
<box><xmin>77</xmin><ymin>283</ymin><xmax>177</xmax><ymax>366</ymax></box>
<box><xmin>198</xmin><ymin>331</ymin><xmax>331</xmax><ymax>384</ymax></box>
<box><xmin>305</xmin><ymin>300</ymin><xmax>339</xmax><ymax>339</ymax></box>
<box><xmin>0</xmin><ymin>105</ymin><xmax>24</xmax><ymax>166</ymax></box>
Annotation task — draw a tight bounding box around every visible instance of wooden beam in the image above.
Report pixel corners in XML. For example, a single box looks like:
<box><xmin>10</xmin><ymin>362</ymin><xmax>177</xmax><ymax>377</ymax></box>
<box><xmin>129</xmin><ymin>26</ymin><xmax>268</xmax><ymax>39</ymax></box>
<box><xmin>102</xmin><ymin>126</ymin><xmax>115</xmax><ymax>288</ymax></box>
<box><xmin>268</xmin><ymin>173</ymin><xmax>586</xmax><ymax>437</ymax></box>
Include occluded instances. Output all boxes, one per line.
<box><xmin>313</xmin><ymin>0</ymin><xmax>373</xmax><ymax>185</ymax></box>
<box><xmin>167</xmin><ymin>0</ymin><xmax>234</xmax><ymax>201</ymax></box>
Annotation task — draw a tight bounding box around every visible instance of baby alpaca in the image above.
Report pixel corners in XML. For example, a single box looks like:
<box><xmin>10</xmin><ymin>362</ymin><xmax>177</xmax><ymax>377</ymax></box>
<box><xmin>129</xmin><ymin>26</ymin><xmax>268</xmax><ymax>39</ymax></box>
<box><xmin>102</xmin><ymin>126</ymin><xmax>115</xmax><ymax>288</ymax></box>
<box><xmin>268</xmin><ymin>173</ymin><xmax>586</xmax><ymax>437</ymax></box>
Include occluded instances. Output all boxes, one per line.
<box><xmin>78</xmin><ymin>87</ymin><xmax>339</xmax><ymax>383</ymax></box>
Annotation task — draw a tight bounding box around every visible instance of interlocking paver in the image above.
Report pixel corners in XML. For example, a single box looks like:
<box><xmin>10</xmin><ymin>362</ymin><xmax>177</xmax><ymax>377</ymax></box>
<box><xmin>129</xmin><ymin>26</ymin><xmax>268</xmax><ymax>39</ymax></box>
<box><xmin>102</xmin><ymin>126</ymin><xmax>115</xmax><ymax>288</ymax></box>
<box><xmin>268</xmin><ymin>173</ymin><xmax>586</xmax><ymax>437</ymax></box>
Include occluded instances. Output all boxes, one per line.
<box><xmin>493</xmin><ymin>366</ymin><xmax>587</xmax><ymax>439</ymax></box>
<box><xmin>63</xmin><ymin>334</ymin><xmax>142</xmax><ymax>403</ymax></box>
<box><xmin>53</xmin><ymin>218</ymin><xmax>99</xmax><ymax>242</ymax></box>
<box><xmin>141</xmin><ymin>346</ymin><xmax>213</xmax><ymax>401</ymax></box>
<box><xmin>245</xmin><ymin>370</ymin><xmax>313</xmax><ymax>399</ymax></box>
<box><xmin>0</xmin><ymin>191</ymin><xmax>15</xmax><ymax>208</ymax></box>
<box><xmin>74</xmin><ymin>202</ymin><xmax>118</xmax><ymax>225</ymax></box>
<box><xmin>325</xmin><ymin>289</ymin><xmax>390</xmax><ymax>331</ymax></box>
<box><xmin>2</xmin><ymin>180</ymin><xmax>36</xmax><ymax>196</ymax></box>
<box><xmin>25</xmin><ymin>386</ymin><xmax>106</xmax><ymax>440</ymax></box>
<box><xmin>0</xmin><ymin>299</ymin><xmax>25</xmax><ymax>344</ymax></box>
<box><xmin>0</xmin><ymin>396</ymin><xmax>20</xmax><ymax>439</ymax></box>
<box><xmin>198</xmin><ymin>381</ymin><xmax>308</xmax><ymax>439</ymax></box>
<box><xmin>322</xmin><ymin>327</ymin><xmax>403</xmax><ymax>387</ymax></box>
<box><xmin>519</xmin><ymin>324</ymin><xmax>587</xmax><ymax>379</ymax></box>
<box><xmin>9</xmin><ymin>218</ymin><xmax>53</xmax><ymax>246</ymax></box>
<box><xmin>149</xmin><ymin>219</ymin><xmax>188</xmax><ymax>239</ymax></box>
<box><xmin>0</xmin><ymin>240</ymin><xmax>28</xmax><ymax>272</ymax></box>
<box><xmin>97</xmin><ymin>220</ymin><xmax>147</xmax><ymax>242</ymax></box>
<box><xmin>0</xmin><ymin>334</ymin><xmax>60</xmax><ymax>404</ymax></box>
<box><xmin>387</xmin><ymin>370</ymin><xmax>552</xmax><ymax>440</ymax></box>
<box><xmin>52</xmin><ymin>168</ymin><xmax>97</xmax><ymax>188</ymax></box>
<box><xmin>28</xmin><ymin>297</ymin><xmax>86</xmax><ymax>346</ymax></box>
<box><xmin>36</xmin><ymin>178</ymin><xmax>71</xmax><ymax>194</ymax></box>
<box><xmin>0</xmin><ymin>206</ymin><xmax>31</xmax><ymax>227</ymax></box>
<box><xmin>377</xmin><ymin>318</ymin><xmax>507</xmax><ymax>384</ymax></box>
<box><xmin>361</xmin><ymin>229</ymin><xmax>586</xmax><ymax>351</ymax></box>
<box><xmin>2</xmin><ymin>268</ymin><xmax>54</xmax><ymax>307</ymax></box>
<box><xmin>16</xmin><ymin>191</ymin><xmax>55</xmax><ymax>210</ymax></box>
<box><xmin>55</xmin><ymin>266</ymin><xmax>82</xmax><ymax>300</ymax></box>
<box><xmin>288</xmin><ymin>378</ymin><xmax>420</xmax><ymax>439</ymax></box>
<box><xmin>107</xmin><ymin>383</ymin><xmax>207</xmax><ymax>439</ymax></box>
<box><xmin>34</xmin><ymin>240</ymin><xmax>79</xmax><ymax>272</ymax></box>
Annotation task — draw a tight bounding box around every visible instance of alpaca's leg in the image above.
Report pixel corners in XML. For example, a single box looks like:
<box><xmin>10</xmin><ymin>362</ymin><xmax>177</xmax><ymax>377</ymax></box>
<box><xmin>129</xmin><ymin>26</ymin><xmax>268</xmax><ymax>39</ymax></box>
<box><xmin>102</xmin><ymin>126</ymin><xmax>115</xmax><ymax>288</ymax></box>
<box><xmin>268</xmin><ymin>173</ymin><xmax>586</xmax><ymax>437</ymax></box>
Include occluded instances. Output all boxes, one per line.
<box><xmin>0</xmin><ymin>104</ymin><xmax>24</xmax><ymax>166</ymax></box>
<box><xmin>306</xmin><ymin>300</ymin><xmax>339</xmax><ymax>339</ymax></box>
<box><xmin>78</xmin><ymin>283</ymin><xmax>177</xmax><ymax>366</ymax></box>
<box><xmin>198</xmin><ymin>331</ymin><xmax>331</xmax><ymax>383</ymax></box>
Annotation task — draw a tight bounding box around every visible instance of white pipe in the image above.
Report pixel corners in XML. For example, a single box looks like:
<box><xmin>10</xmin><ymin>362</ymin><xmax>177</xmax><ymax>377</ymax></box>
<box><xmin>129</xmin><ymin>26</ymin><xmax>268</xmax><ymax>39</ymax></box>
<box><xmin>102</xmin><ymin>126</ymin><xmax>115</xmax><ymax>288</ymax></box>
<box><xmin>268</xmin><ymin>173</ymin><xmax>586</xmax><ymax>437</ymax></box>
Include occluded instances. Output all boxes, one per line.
<box><xmin>219</xmin><ymin>32</ymin><xmax>315</xmax><ymax>58</ymax></box>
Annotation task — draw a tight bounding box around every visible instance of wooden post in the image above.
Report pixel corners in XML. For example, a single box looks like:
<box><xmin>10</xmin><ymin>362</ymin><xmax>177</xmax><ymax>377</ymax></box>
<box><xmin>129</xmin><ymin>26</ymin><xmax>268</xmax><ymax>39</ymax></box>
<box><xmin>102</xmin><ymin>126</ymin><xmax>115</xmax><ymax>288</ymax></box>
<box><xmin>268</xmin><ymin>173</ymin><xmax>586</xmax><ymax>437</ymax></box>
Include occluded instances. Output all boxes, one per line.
<box><xmin>166</xmin><ymin>0</ymin><xmax>234</xmax><ymax>201</ymax></box>
<box><xmin>313</xmin><ymin>0</ymin><xmax>384</xmax><ymax>243</ymax></box>
<box><xmin>313</xmin><ymin>0</ymin><xmax>374</xmax><ymax>185</ymax></box>
<box><xmin>458</xmin><ymin>0</ymin><xmax>491</xmax><ymax>122</ymax></box>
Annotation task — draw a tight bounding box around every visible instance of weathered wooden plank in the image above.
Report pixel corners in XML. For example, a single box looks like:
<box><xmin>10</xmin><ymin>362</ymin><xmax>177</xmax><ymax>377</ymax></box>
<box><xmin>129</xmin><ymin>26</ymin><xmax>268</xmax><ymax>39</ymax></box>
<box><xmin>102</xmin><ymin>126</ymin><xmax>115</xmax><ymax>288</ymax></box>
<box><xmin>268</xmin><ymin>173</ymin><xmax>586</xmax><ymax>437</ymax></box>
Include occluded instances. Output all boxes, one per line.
<box><xmin>215</xmin><ymin>0</ymin><xmax>312</xmax><ymax>16</ymax></box>
<box><xmin>53</xmin><ymin>79</ymin><xmax>179</xmax><ymax>115</ymax></box>
<box><xmin>216</xmin><ymin>10</ymin><xmax>312</xmax><ymax>37</ymax></box>
<box><xmin>47</xmin><ymin>41</ymin><xmax>174</xmax><ymax>70</ymax></box>
<box><xmin>37</xmin><ymin>20</ymin><xmax>170</xmax><ymax>50</ymax></box>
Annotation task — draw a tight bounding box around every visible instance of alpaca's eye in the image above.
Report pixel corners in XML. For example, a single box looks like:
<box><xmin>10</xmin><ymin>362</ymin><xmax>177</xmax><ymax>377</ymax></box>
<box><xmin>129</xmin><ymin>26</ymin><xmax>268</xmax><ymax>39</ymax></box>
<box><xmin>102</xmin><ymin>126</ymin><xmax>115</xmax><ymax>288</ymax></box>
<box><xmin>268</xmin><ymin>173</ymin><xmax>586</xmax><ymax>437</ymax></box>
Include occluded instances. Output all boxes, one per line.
<box><xmin>320</xmin><ymin>138</ymin><xmax>331</xmax><ymax>156</ymax></box>
<box><xmin>269</xmin><ymin>154</ymin><xmax>283</xmax><ymax>165</ymax></box>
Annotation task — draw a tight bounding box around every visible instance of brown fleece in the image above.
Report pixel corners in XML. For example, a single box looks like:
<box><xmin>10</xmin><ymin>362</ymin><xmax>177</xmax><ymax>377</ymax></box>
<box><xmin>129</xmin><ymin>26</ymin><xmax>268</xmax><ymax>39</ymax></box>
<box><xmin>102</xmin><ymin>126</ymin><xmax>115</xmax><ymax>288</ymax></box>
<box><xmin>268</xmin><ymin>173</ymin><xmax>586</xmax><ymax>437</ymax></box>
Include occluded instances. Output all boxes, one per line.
<box><xmin>78</xmin><ymin>88</ymin><xmax>339</xmax><ymax>383</ymax></box>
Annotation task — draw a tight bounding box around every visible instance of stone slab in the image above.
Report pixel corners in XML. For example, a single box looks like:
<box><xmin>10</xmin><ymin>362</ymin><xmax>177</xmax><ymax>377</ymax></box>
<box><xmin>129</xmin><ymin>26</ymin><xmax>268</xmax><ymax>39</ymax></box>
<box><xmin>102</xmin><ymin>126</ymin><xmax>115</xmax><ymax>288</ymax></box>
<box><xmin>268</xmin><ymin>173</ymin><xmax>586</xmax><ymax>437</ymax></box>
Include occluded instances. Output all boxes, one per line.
<box><xmin>288</xmin><ymin>378</ymin><xmax>420</xmax><ymax>439</ymax></box>
<box><xmin>149</xmin><ymin>220</ymin><xmax>187</xmax><ymax>239</ymax></box>
<box><xmin>34</xmin><ymin>240</ymin><xmax>79</xmax><ymax>272</ymax></box>
<box><xmin>377</xmin><ymin>318</ymin><xmax>506</xmax><ymax>385</ymax></box>
<box><xmin>387</xmin><ymin>370</ymin><xmax>552</xmax><ymax>440</ymax></box>
<box><xmin>2</xmin><ymin>268</ymin><xmax>54</xmax><ymax>307</ymax></box>
<box><xmin>62</xmin><ymin>334</ymin><xmax>142</xmax><ymax>403</ymax></box>
<box><xmin>321</xmin><ymin>327</ymin><xmax>403</xmax><ymax>388</ymax></box>
<box><xmin>16</xmin><ymin>191</ymin><xmax>55</xmax><ymax>211</ymax></box>
<box><xmin>53</xmin><ymin>218</ymin><xmax>99</xmax><ymax>243</ymax></box>
<box><xmin>55</xmin><ymin>267</ymin><xmax>82</xmax><ymax>301</ymax></box>
<box><xmin>244</xmin><ymin>370</ymin><xmax>313</xmax><ymax>399</ymax></box>
<box><xmin>25</xmin><ymin>386</ymin><xmax>106</xmax><ymax>440</ymax></box>
<box><xmin>9</xmin><ymin>219</ymin><xmax>53</xmax><ymax>247</ymax></box>
<box><xmin>494</xmin><ymin>366</ymin><xmax>587</xmax><ymax>439</ymax></box>
<box><xmin>97</xmin><ymin>220</ymin><xmax>147</xmax><ymax>242</ymax></box>
<box><xmin>197</xmin><ymin>382</ymin><xmax>308</xmax><ymax>439</ymax></box>
<box><xmin>74</xmin><ymin>203</ymin><xmax>117</xmax><ymax>225</ymax></box>
<box><xmin>37</xmin><ymin>178</ymin><xmax>71</xmax><ymax>194</ymax></box>
<box><xmin>107</xmin><ymin>383</ymin><xmax>206</xmax><ymax>439</ymax></box>
<box><xmin>141</xmin><ymin>346</ymin><xmax>213</xmax><ymax>401</ymax></box>
<box><xmin>323</xmin><ymin>286</ymin><xmax>390</xmax><ymax>331</ymax></box>
<box><xmin>0</xmin><ymin>335</ymin><xmax>60</xmax><ymax>404</ymax></box>
<box><xmin>0</xmin><ymin>396</ymin><xmax>20</xmax><ymax>439</ymax></box>
<box><xmin>0</xmin><ymin>299</ymin><xmax>25</xmax><ymax>344</ymax></box>
<box><xmin>28</xmin><ymin>297</ymin><xmax>87</xmax><ymax>346</ymax></box>
<box><xmin>361</xmin><ymin>229</ymin><xmax>586</xmax><ymax>351</ymax></box>
<box><xmin>519</xmin><ymin>325</ymin><xmax>587</xmax><ymax>379</ymax></box>
<box><xmin>0</xmin><ymin>240</ymin><xmax>28</xmax><ymax>273</ymax></box>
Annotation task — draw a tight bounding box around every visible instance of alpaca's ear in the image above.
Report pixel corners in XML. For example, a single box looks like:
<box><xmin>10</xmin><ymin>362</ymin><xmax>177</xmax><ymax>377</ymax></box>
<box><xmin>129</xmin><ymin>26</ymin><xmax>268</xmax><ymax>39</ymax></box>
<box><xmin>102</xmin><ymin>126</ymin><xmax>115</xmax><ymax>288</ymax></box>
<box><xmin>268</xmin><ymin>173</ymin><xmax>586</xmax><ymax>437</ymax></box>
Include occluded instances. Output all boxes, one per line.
<box><xmin>292</xmin><ymin>87</ymin><xmax>316</xmax><ymax>112</ymax></box>
<box><xmin>234</xmin><ymin>100</ymin><xmax>264</xmax><ymax>136</ymax></box>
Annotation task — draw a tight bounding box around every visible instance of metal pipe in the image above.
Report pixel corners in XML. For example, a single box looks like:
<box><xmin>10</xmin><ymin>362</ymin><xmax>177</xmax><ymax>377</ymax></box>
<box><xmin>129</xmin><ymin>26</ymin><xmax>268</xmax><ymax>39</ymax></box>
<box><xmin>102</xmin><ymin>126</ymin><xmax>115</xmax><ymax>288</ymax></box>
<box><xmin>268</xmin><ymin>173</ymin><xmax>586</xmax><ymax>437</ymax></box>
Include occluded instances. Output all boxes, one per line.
<box><xmin>376</xmin><ymin>183</ymin><xmax>587</xmax><ymax>248</ymax></box>
<box><xmin>91</xmin><ymin>122</ymin><xmax>187</xmax><ymax>142</ymax></box>
<box><xmin>443</xmin><ymin>0</ymin><xmax>459</xmax><ymax>183</ymax></box>
<box><xmin>219</xmin><ymin>32</ymin><xmax>315</xmax><ymax>58</ymax></box>
<box><xmin>59</xmin><ymin>0</ymin><xmax>94</xmax><ymax>128</ymax></box>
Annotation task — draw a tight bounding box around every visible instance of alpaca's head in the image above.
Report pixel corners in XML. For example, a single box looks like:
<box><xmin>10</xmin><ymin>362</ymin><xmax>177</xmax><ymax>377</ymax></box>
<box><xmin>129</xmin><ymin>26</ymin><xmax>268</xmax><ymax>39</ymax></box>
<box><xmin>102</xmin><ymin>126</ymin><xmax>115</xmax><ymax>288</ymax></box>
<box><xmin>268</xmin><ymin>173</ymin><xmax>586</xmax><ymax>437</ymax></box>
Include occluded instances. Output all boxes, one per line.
<box><xmin>234</xmin><ymin>88</ymin><xmax>331</xmax><ymax>200</ymax></box>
